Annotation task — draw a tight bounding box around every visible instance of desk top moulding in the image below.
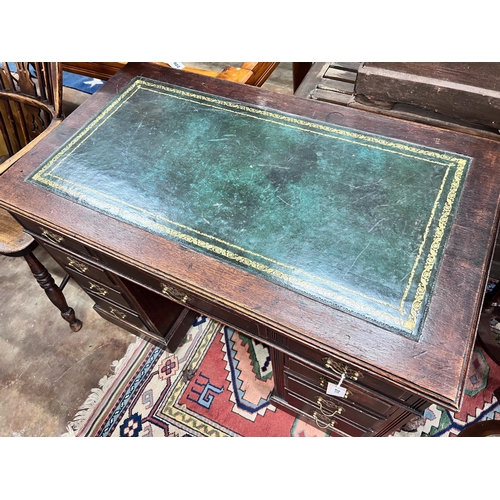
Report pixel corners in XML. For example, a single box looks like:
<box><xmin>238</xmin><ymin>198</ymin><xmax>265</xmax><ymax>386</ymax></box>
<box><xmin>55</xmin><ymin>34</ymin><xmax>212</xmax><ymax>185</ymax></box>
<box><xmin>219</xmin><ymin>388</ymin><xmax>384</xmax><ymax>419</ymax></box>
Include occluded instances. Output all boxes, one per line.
<box><xmin>1</xmin><ymin>62</ymin><xmax>499</xmax><ymax>411</ymax></box>
<box><xmin>27</xmin><ymin>76</ymin><xmax>470</xmax><ymax>340</ymax></box>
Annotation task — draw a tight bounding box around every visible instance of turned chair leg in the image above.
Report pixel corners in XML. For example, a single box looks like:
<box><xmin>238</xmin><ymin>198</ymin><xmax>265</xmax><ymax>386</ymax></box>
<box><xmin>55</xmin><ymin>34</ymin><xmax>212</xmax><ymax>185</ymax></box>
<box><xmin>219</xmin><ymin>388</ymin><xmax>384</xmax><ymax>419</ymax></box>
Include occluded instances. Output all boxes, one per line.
<box><xmin>23</xmin><ymin>251</ymin><xmax>83</xmax><ymax>332</ymax></box>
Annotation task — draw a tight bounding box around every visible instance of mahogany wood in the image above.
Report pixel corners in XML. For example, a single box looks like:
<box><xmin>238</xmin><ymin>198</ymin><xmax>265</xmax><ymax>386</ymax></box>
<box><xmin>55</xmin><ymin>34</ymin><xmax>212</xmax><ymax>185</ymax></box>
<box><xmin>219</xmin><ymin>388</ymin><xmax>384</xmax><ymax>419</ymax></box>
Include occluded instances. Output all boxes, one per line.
<box><xmin>1</xmin><ymin>63</ymin><xmax>499</xmax><ymax>434</ymax></box>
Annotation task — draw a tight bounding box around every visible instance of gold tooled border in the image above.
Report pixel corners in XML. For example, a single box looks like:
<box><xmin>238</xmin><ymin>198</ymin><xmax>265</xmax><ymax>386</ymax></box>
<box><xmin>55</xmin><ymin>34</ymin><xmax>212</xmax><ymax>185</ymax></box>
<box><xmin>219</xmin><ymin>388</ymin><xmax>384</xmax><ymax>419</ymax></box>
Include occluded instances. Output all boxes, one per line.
<box><xmin>30</xmin><ymin>77</ymin><xmax>469</xmax><ymax>336</ymax></box>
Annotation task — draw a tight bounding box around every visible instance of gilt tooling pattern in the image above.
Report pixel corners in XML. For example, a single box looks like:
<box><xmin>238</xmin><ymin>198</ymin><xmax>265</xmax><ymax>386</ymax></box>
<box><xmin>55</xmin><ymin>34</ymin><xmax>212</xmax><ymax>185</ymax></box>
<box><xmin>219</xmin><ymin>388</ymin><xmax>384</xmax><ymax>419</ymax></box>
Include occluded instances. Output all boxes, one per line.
<box><xmin>28</xmin><ymin>77</ymin><xmax>471</xmax><ymax>339</ymax></box>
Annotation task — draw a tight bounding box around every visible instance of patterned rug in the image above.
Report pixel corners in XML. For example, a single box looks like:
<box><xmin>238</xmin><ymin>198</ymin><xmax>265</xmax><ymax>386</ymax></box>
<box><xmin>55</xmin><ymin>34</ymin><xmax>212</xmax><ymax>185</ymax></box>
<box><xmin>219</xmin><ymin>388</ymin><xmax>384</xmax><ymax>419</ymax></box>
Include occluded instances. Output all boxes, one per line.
<box><xmin>63</xmin><ymin>315</ymin><xmax>500</xmax><ymax>437</ymax></box>
<box><xmin>393</xmin><ymin>343</ymin><xmax>500</xmax><ymax>436</ymax></box>
<box><xmin>64</xmin><ymin>316</ymin><xmax>329</xmax><ymax>437</ymax></box>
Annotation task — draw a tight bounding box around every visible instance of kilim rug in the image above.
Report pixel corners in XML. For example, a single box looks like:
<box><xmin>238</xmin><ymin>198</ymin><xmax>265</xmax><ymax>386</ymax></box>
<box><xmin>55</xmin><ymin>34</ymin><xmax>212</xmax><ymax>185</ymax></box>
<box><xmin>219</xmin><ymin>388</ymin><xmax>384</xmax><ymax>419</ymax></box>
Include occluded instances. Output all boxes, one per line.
<box><xmin>63</xmin><ymin>315</ymin><xmax>330</xmax><ymax>437</ymax></box>
<box><xmin>63</xmin><ymin>315</ymin><xmax>500</xmax><ymax>437</ymax></box>
<box><xmin>391</xmin><ymin>279</ymin><xmax>500</xmax><ymax>437</ymax></box>
<box><xmin>392</xmin><ymin>342</ymin><xmax>500</xmax><ymax>436</ymax></box>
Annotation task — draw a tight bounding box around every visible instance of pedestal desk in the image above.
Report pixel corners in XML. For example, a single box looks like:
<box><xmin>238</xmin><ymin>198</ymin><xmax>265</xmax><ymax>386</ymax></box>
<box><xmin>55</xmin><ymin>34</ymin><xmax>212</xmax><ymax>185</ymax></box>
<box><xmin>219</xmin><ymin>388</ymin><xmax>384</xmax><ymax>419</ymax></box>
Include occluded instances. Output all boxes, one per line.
<box><xmin>1</xmin><ymin>63</ymin><xmax>499</xmax><ymax>436</ymax></box>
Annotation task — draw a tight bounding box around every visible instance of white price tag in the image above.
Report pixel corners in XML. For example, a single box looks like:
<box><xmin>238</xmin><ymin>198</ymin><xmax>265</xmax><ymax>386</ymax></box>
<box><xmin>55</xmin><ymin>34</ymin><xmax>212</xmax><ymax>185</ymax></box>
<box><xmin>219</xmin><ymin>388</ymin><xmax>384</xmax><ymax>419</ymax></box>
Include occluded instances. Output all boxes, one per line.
<box><xmin>326</xmin><ymin>382</ymin><xmax>347</xmax><ymax>398</ymax></box>
<box><xmin>326</xmin><ymin>373</ymin><xmax>347</xmax><ymax>398</ymax></box>
<box><xmin>167</xmin><ymin>62</ymin><xmax>185</xmax><ymax>70</ymax></box>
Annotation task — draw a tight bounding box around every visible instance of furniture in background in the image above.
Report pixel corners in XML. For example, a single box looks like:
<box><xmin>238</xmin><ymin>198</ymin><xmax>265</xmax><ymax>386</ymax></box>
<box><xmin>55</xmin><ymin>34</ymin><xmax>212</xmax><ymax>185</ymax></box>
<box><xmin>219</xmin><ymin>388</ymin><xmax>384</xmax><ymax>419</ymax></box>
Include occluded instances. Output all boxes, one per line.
<box><xmin>1</xmin><ymin>63</ymin><xmax>499</xmax><ymax>435</ymax></box>
<box><xmin>0</xmin><ymin>62</ymin><xmax>64</xmax><ymax>173</ymax></box>
<box><xmin>295</xmin><ymin>62</ymin><xmax>500</xmax><ymax>137</ymax></box>
<box><xmin>354</xmin><ymin>63</ymin><xmax>500</xmax><ymax>131</ymax></box>
<box><xmin>0</xmin><ymin>62</ymin><xmax>82</xmax><ymax>332</ymax></box>
<box><xmin>61</xmin><ymin>62</ymin><xmax>280</xmax><ymax>87</ymax></box>
<box><xmin>294</xmin><ymin>62</ymin><xmax>360</xmax><ymax>102</ymax></box>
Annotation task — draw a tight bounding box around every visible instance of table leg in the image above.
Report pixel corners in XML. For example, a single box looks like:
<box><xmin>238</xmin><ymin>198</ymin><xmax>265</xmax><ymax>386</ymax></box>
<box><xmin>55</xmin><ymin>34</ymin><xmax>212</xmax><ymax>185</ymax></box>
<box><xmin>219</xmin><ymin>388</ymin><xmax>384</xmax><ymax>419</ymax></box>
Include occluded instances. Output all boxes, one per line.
<box><xmin>24</xmin><ymin>252</ymin><xmax>83</xmax><ymax>332</ymax></box>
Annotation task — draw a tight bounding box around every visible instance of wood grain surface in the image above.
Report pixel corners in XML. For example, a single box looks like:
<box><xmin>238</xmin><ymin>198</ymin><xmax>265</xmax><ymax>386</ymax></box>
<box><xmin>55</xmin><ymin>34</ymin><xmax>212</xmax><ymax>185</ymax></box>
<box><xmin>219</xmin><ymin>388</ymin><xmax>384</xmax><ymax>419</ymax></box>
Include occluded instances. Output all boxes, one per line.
<box><xmin>1</xmin><ymin>63</ymin><xmax>499</xmax><ymax>410</ymax></box>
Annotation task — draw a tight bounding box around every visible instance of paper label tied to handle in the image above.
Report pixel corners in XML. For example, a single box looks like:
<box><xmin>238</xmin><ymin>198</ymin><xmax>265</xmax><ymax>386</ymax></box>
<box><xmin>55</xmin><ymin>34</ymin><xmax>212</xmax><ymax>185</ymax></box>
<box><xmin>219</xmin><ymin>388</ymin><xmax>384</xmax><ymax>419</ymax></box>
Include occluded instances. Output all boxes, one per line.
<box><xmin>326</xmin><ymin>373</ymin><xmax>347</xmax><ymax>398</ymax></box>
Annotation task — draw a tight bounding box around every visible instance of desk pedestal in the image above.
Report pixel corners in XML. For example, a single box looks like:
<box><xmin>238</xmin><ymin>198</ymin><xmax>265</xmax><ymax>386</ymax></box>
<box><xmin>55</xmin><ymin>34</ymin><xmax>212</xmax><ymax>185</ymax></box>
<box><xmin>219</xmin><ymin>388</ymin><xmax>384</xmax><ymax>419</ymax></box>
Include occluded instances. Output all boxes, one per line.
<box><xmin>14</xmin><ymin>212</ymin><xmax>431</xmax><ymax>436</ymax></box>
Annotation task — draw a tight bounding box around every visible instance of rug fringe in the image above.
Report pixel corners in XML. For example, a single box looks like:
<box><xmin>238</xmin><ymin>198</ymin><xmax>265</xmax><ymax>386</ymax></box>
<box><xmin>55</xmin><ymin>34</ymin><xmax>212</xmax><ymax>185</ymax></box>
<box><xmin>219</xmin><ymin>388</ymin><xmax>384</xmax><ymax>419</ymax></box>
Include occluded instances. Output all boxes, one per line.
<box><xmin>62</xmin><ymin>338</ymin><xmax>145</xmax><ymax>437</ymax></box>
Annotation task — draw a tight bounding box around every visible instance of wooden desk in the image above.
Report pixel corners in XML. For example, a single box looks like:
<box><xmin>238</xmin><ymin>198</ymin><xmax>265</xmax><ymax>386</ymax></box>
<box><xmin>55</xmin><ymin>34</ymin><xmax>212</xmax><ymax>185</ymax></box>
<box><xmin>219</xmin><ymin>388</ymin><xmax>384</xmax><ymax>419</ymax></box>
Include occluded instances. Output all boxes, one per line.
<box><xmin>1</xmin><ymin>62</ymin><xmax>499</xmax><ymax>436</ymax></box>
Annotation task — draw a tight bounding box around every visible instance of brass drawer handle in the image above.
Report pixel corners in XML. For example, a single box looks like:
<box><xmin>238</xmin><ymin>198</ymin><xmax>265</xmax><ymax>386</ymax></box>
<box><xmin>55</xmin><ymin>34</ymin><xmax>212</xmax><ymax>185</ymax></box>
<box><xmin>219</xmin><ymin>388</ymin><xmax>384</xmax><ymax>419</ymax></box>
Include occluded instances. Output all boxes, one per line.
<box><xmin>66</xmin><ymin>257</ymin><xmax>88</xmax><ymax>274</ymax></box>
<box><xmin>317</xmin><ymin>396</ymin><xmax>344</xmax><ymax>418</ymax></box>
<box><xmin>160</xmin><ymin>283</ymin><xmax>188</xmax><ymax>303</ymax></box>
<box><xmin>318</xmin><ymin>376</ymin><xmax>351</xmax><ymax>398</ymax></box>
<box><xmin>322</xmin><ymin>357</ymin><xmax>363</xmax><ymax>381</ymax></box>
<box><xmin>313</xmin><ymin>411</ymin><xmax>336</xmax><ymax>430</ymax></box>
<box><xmin>108</xmin><ymin>307</ymin><xmax>127</xmax><ymax>320</ymax></box>
<box><xmin>41</xmin><ymin>228</ymin><xmax>64</xmax><ymax>244</ymax></box>
<box><xmin>89</xmin><ymin>282</ymin><xmax>108</xmax><ymax>296</ymax></box>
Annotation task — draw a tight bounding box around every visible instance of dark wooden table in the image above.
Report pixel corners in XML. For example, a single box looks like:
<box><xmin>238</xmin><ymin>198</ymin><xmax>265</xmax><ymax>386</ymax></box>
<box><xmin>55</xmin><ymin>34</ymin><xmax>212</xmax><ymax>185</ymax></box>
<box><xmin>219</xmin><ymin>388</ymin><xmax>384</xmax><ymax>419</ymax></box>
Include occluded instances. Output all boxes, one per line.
<box><xmin>1</xmin><ymin>62</ymin><xmax>499</xmax><ymax>436</ymax></box>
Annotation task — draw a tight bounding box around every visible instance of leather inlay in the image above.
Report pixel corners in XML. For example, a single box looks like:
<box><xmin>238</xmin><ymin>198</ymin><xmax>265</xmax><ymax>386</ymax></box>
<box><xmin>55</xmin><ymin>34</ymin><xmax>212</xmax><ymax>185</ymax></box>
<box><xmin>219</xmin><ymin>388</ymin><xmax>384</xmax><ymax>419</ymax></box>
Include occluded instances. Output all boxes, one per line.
<box><xmin>28</xmin><ymin>77</ymin><xmax>470</xmax><ymax>339</ymax></box>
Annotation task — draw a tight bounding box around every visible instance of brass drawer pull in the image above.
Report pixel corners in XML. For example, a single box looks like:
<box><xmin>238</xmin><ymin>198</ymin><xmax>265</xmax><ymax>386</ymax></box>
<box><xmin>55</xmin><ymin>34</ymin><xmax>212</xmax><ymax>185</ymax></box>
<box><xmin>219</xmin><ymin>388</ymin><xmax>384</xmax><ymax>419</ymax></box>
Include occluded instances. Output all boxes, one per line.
<box><xmin>160</xmin><ymin>283</ymin><xmax>188</xmax><ymax>303</ymax></box>
<box><xmin>89</xmin><ymin>282</ymin><xmax>108</xmax><ymax>296</ymax></box>
<box><xmin>317</xmin><ymin>396</ymin><xmax>344</xmax><ymax>418</ymax></box>
<box><xmin>108</xmin><ymin>307</ymin><xmax>127</xmax><ymax>320</ymax></box>
<box><xmin>41</xmin><ymin>228</ymin><xmax>64</xmax><ymax>244</ymax></box>
<box><xmin>313</xmin><ymin>411</ymin><xmax>336</xmax><ymax>430</ymax></box>
<box><xmin>318</xmin><ymin>376</ymin><xmax>351</xmax><ymax>398</ymax></box>
<box><xmin>66</xmin><ymin>257</ymin><xmax>88</xmax><ymax>274</ymax></box>
<box><xmin>322</xmin><ymin>357</ymin><xmax>363</xmax><ymax>381</ymax></box>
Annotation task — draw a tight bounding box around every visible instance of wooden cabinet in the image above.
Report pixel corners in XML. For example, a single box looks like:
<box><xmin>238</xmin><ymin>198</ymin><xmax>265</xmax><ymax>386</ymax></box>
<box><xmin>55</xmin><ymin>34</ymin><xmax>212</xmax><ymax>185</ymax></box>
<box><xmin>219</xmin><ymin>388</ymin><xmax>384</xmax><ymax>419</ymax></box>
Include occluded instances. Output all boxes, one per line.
<box><xmin>267</xmin><ymin>330</ymin><xmax>429</xmax><ymax>436</ymax></box>
<box><xmin>1</xmin><ymin>63</ymin><xmax>499</xmax><ymax>436</ymax></box>
<box><xmin>13</xmin><ymin>210</ymin><xmax>432</xmax><ymax>435</ymax></box>
<box><xmin>14</xmin><ymin>214</ymin><xmax>198</xmax><ymax>350</ymax></box>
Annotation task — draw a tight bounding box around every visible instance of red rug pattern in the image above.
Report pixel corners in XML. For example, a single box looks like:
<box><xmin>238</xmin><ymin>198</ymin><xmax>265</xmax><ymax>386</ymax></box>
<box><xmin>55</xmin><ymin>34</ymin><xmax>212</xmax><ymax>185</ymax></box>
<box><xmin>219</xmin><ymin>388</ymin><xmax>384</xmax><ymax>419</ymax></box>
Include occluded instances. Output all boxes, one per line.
<box><xmin>64</xmin><ymin>315</ymin><xmax>500</xmax><ymax>437</ymax></box>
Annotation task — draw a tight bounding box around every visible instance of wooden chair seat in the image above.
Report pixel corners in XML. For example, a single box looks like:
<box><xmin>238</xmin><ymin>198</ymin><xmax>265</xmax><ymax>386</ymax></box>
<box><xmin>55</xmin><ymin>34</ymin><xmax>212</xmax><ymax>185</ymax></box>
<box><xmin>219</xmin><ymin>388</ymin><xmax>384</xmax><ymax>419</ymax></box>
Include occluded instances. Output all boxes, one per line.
<box><xmin>0</xmin><ymin>207</ymin><xmax>34</xmax><ymax>254</ymax></box>
<box><xmin>458</xmin><ymin>418</ymin><xmax>500</xmax><ymax>437</ymax></box>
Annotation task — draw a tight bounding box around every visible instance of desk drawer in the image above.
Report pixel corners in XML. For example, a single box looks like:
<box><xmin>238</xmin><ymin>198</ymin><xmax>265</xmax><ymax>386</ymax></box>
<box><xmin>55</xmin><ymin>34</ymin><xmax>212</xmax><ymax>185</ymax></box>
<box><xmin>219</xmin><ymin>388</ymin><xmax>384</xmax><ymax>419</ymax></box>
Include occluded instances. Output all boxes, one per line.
<box><xmin>282</xmin><ymin>390</ymin><xmax>371</xmax><ymax>437</ymax></box>
<box><xmin>13</xmin><ymin>213</ymin><xmax>96</xmax><ymax>259</ymax></box>
<box><xmin>285</xmin><ymin>356</ymin><xmax>400</xmax><ymax>417</ymax></box>
<box><xmin>99</xmin><ymin>251</ymin><xmax>260</xmax><ymax>337</ymax></box>
<box><xmin>43</xmin><ymin>245</ymin><xmax>115</xmax><ymax>287</ymax></box>
<box><xmin>284</xmin><ymin>371</ymin><xmax>387</xmax><ymax>430</ymax></box>
<box><xmin>66</xmin><ymin>269</ymin><xmax>132</xmax><ymax>310</ymax></box>
<box><xmin>271</xmin><ymin>329</ymin><xmax>411</xmax><ymax>403</ymax></box>
<box><xmin>91</xmin><ymin>293</ymin><xmax>151</xmax><ymax>332</ymax></box>
<box><xmin>94</xmin><ymin>305</ymin><xmax>166</xmax><ymax>347</ymax></box>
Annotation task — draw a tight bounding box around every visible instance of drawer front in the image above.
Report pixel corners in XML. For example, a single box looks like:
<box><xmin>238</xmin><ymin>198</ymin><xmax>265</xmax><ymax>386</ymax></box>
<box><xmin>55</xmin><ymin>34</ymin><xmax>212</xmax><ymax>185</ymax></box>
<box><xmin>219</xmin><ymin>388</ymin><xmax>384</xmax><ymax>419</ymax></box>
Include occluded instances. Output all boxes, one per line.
<box><xmin>13</xmin><ymin>213</ymin><xmax>96</xmax><ymax>259</ymax></box>
<box><xmin>43</xmin><ymin>245</ymin><xmax>115</xmax><ymax>287</ymax></box>
<box><xmin>99</xmin><ymin>251</ymin><xmax>260</xmax><ymax>336</ymax></box>
<box><xmin>273</xmin><ymin>330</ymin><xmax>411</xmax><ymax>403</ymax></box>
<box><xmin>94</xmin><ymin>305</ymin><xmax>166</xmax><ymax>347</ymax></box>
<box><xmin>90</xmin><ymin>293</ymin><xmax>150</xmax><ymax>332</ymax></box>
<box><xmin>286</xmin><ymin>356</ymin><xmax>399</xmax><ymax>417</ymax></box>
<box><xmin>283</xmin><ymin>391</ymin><xmax>371</xmax><ymax>437</ymax></box>
<box><xmin>284</xmin><ymin>372</ymin><xmax>387</xmax><ymax>429</ymax></box>
<box><xmin>66</xmin><ymin>269</ymin><xmax>132</xmax><ymax>309</ymax></box>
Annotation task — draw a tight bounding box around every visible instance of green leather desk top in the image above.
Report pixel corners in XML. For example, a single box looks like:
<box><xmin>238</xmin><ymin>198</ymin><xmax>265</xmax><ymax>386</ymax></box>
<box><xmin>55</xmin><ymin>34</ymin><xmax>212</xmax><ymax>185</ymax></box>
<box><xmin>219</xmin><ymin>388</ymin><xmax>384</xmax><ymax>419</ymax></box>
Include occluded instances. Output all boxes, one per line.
<box><xmin>28</xmin><ymin>77</ymin><xmax>470</xmax><ymax>340</ymax></box>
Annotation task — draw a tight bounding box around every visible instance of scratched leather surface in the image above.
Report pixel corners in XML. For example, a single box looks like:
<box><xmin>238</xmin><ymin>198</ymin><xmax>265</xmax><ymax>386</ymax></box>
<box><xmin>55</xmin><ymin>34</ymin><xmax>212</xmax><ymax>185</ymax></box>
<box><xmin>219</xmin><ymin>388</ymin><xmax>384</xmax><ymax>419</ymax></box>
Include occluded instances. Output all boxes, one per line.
<box><xmin>28</xmin><ymin>77</ymin><xmax>471</xmax><ymax>339</ymax></box>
